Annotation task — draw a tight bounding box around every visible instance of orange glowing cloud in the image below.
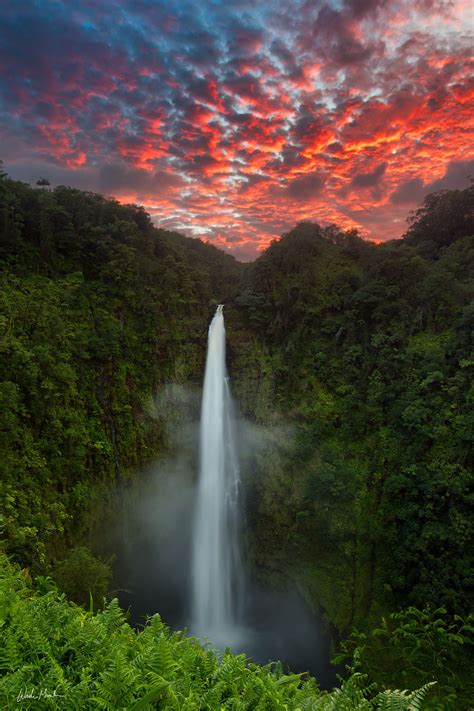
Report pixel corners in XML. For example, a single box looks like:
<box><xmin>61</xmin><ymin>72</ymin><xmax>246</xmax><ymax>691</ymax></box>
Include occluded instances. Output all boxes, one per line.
<box><xmin>1</xmin><ymin>0</ymin><xmax>472</xmax><ymax>259</ymax></box>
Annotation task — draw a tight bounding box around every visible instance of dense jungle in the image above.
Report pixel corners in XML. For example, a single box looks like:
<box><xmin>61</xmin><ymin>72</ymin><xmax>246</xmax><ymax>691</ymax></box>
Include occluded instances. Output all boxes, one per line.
<box><xmin>1</xmin><ymin>165</ymin><xmax>473</xmax><ymax>709</ymax></box>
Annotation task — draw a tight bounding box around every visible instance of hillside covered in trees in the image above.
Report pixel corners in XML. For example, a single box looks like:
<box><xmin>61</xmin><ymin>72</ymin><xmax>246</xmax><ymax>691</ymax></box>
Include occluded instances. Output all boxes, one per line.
<box><xmin>0</xmin><ymin>166</ymin><xmax>243</xmax><ymax>567</ymax></box>
<box><xmin>230</xmin><ymin>186</ymin><xmax>473</xmax><ymax>627</ymax></box>
<box><xmin>1</xmin><ymin>166</ymin><xmax>473</xmax><ymax>708</ymax></box>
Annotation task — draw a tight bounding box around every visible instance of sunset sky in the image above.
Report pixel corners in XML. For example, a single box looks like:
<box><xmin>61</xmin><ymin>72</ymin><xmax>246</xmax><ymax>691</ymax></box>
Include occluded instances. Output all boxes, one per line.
<box><xmin>1</xmin><ymin>0</ymin><xmax>472</xmax><ymax>259</ymax></box>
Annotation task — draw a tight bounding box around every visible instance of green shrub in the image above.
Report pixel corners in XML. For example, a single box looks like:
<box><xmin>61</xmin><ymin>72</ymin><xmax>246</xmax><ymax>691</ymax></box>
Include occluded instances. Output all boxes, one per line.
<box><xmin>52</xmin><ymin>546</ymin><xmax>111</xmax><ymax>608</ymax></box>
<box><xmin>335</xmin><ymin>606</ymin><xmax>474</xmax><ymax>709</ymax></box>
<box><xmin>0</xmin><ymin>555</ymin><xmax>435</xmax><ymax>710</ymax></box>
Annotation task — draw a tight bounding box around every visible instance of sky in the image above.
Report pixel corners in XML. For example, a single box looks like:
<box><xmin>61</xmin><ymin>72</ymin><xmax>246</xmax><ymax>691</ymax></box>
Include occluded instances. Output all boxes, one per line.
<box><xmin>0</xmin><ymin>0</ymin><xmax>472</xmax><ymax>260</ymax></box>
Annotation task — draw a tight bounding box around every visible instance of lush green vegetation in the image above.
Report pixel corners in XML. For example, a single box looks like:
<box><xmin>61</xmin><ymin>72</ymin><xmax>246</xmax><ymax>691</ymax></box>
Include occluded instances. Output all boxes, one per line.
<box><xmin>335</xmin><ymin>606</ymin><xmax>474</xmax><ymax>708</ymax></box>
<box><xmin>1</xmin><ymin>163</ymin><xmax>472</xmax><ymax>707</ymax></box>
<box><xmin>230</xmin><ymin>186</ymin><xmax>473</xmax><ymax>630</ymax></box>
<box><xmin>0</xmin><ymin>167</ymin><xmax>242</xmax><ymax>567</ymax></box>
<box><xmin>226</xmin><ymin>185</ymin><xmax>473</xmax><ymax>706</ymax></box>
<box><xmin>0</xmin><ymin>555</ymin><xmax>435</xmax><ymax>710</ymax></box>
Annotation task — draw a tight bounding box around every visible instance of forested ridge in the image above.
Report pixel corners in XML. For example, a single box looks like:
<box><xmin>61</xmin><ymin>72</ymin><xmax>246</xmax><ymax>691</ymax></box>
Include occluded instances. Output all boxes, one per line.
<box><xmin>1</xmin><ymin>165</ymin><xmax>473</xmax><ymax>708</ymax></box>
<box><xmin>230</xmin><ymin>188</ymin><xmax>474</xmax><ymax>624</ymax></box>
<box><xmin>0</xmin><ymin>166</ymin><xmax>242</xmax><ymax>565</ymax></box>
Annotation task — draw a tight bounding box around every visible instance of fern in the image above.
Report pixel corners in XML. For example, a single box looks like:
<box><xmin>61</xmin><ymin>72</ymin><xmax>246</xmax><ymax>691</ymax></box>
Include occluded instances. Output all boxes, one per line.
<box><xmin>130</xmin><ymin>679</ymin><xmax>170</xmax><ymax>710</ymax></box>
<box><xmin>0</xmin><ymin>555</ymin><xmax>439</xmax><ymax>711</ymax></box>
<box><xmin>199</xmin><ymin>679</ymin><xmax>227</xmax><ymax>708</ymax></box>
<box><xmin>375</xmin><ymin>682</ymin><xmax>436</xmax><ymax>710</ymax></box>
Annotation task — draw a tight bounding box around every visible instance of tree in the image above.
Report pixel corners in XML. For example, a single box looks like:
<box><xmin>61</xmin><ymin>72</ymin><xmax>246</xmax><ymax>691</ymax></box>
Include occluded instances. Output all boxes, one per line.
<box><xmin>405</xmin><ymin>184</ymin><xmax>474</xmax><ymax>258</ymax></box>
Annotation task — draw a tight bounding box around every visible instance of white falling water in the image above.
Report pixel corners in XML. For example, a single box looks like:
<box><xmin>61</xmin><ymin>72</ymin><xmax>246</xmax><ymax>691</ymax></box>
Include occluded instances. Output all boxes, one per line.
<box><xmin>191</xmin><ymin>305</ymin><xmax>244</xmax><ymax>645</ymax></box>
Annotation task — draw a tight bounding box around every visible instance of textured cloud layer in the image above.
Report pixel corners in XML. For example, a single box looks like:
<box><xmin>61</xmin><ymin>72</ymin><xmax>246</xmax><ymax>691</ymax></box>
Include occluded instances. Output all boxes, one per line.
<box><xmin>1</xmin><ymin>0</ymin><xmax>472</xmax><ymax>259</ymax></box>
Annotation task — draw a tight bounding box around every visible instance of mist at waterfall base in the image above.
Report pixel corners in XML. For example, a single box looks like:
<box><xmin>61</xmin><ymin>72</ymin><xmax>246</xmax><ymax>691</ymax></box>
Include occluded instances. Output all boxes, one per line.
<box><xmin>112</xmin><ymin>461</ymin><xmax>336</xmax><ymax>686</ymax></box>
<box><xmin>110</xmin><ymin>313</ymin><xmax>336</xmax><ymax>688</ymax></box>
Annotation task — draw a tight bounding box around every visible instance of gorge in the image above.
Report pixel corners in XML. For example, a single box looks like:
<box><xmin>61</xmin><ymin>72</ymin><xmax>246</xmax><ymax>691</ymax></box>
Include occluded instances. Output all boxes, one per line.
<box><xmin>1</xmin><ymin>175</ymin><xmax>473</xmax><ymax>707</ymax></box>
<box><xmin>109</xmin><ymin>307</ymin><xmax>335</xmax><ymax>684</ymax></box>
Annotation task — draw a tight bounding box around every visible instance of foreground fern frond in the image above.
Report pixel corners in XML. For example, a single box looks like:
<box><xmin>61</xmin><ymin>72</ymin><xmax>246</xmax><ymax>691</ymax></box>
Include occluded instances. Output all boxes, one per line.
<box><xmin>0</xmin><ymin>555</ymin><xmax>435</xmax><ymax>710</ymax></box>
<box><xmin>375</xmin><ymin>682</ymin><xmax>436</xmax><ymax>711</ymax></box>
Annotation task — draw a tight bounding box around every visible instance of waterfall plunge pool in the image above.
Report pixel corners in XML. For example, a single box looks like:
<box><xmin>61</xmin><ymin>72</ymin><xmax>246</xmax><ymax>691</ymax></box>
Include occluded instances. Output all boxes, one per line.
<box><xmin>102</xmin><ymin>307</ymin><xmax>338</xmax><ymax>689</ymax></box>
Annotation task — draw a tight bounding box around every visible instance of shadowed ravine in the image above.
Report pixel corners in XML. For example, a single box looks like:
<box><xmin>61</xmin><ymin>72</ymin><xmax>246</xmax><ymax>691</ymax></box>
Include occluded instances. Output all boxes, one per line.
<box><xmin>109</xmin><ymin>306</ymin><xmax>337</xmax><ymax>689</ymax></box>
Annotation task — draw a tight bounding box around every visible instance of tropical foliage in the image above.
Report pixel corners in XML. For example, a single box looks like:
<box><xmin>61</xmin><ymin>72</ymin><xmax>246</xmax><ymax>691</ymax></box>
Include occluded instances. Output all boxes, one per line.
<box><xmin>1</xmin><ymin>164</ymin><xmax>472</xmax><ymax>708</ymax></box>
<box><xmin>0</xmin><ymin>556</ymin><xmax>434</xmax><ymax>710</ymax></box>
<box><xmin>231</xmin><ymin>186</ymin><xmax>473</xmax><ymax>634</ymax></box>
<box><xmin>0</xmin><ymin>170</ymin><xmax>242</xmax><ymax>567</ymax></box>
<box><xmin>335</xmin><ymin>606</ymin><xmax>474</xmax><ymax>709</ymax></box>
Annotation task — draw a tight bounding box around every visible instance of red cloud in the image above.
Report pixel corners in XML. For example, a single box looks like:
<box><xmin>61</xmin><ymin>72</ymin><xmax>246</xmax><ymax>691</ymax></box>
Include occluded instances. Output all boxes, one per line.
<box><xmin>2</xmin><ymin>0</ymin><xmax>472</xmax><ymax>259</ymax></box>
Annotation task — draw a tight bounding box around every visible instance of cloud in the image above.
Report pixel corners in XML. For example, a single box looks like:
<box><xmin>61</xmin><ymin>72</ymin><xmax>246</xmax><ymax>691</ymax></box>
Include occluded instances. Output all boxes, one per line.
<box><xmin>350</xmin><ymin>163</ymin><xmax>387</xmax><ymax>189</ymax></box>
<box><xmin>344</xmin><ymin>0</ymin><xmax>381</xmax><ymax>19</ymax></box>
<box><xmin>427</xmin><ymin>158</ymin><xmax>474</xmax><ymax>192</ymax></box>
<box><xmin>97</xmin><ymin>163</ymin><xmax>184</xmax><ymax>194</ymax></box>
<box><xmin>390</xmin><ymin>159</ymin><xmax>474</xmax><ymax>206</ymax></box>
<box><xmin>0</xmin><ymin>0</ymin><xmax>472</xmax><ymax>260</ymax></box>
<box><xmin>285</xmin><ymin>171</ymin><xmax>327</xmax><ymax>201</ymax></box>
<box><xmin>390</xmin><ymin>177</ymin><xmax>425</xmax><ymax>204</ymax></box>
<box><xmin>312</xmin><ymin>4</ymin><xmax>381</xmax><ymax>67</ymax></box>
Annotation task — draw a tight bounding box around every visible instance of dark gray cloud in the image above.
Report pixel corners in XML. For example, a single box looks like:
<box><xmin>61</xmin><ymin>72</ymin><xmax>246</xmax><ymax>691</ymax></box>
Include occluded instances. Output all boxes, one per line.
<box><xmin>350</xmin><ymin>162</ymin><xmax>387</xmax><ymax>189</ymax></box>
<box><xmin>428</xmin><ymin>159</ymin><xmax>474</xmax><ymax>192</ymax></box>
<box><xmin>344</xmin><ymin>0</ymin><xmax>381</xmax><ymax>18</ymax></box>
<box><xmin>311</xmin><ymin>4</ymin><xmax>380</xmax><ymax>66</ymax></box>
<box><xmin>390</xmin><ymin>159</ymin><xmax>474</xmax><ymax>205</ymax></box>
<box><xmin>286</xmin><ymin>171</ymin><xmax>327</xmax><ymax>201</ymax></box>
<box><xmin>97</xmin><ymin>163</ymin><xmax>183</xmax><ymax>194</ymax></box>
<box><xmin>390</xmin><ymin>177</ymin><xmax>425</xmax><ymax>204</ymax></box>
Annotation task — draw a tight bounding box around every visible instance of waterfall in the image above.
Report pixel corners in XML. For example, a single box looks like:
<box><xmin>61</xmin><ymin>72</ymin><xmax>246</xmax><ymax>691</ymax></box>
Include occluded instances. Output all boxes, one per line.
<box><xmin>191</xmin><ymin>305</ymin><xmax>243</xmax><ymax>644</ymax></box>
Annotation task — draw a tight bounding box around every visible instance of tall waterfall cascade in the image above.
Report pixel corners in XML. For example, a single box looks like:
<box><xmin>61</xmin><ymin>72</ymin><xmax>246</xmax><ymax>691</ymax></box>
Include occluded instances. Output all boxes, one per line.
<box><xmin>191</xmin><ymin>305</ymin><xmax>244</xmax><ymax>643</ymax></box>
